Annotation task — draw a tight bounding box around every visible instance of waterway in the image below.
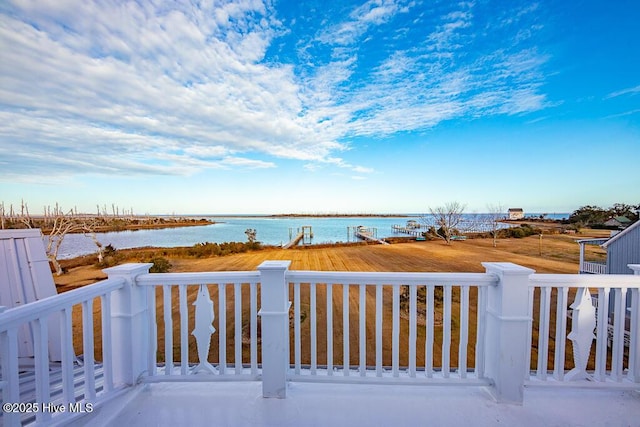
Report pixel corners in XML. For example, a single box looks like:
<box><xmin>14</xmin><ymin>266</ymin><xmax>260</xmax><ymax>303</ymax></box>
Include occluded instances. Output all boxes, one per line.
<box><xmin>57</xmin><ymin>213</ymin><xmax>568</xmax><ymax>259</ymax></box>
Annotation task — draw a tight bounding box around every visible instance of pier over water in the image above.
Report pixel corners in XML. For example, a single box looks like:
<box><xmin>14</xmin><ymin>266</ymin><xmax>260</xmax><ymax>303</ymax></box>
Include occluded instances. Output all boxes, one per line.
<box><xmin>351</xmin><ymin>226</ymin><xmax>389</xmax><ymax>245</ymax></box>
<box><xmin>283</xmin><ymin>226</ymin><xmax>313</xmax><ymax>249</ymax></box>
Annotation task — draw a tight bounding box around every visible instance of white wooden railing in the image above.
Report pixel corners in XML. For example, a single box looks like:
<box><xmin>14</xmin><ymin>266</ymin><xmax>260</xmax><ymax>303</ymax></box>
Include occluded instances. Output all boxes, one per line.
<box><xmin>2</xmin><ymin>262</ymin><xmax>640</xmax><ymax>426</ymax></box>
<box><xmin>0</xmin><ymin>275</ymin><xmax>126</xmax><ymax>426</ymax></box>
<box><xmin>133</xmin><ymin>270</ymin><xmax>262</xmax><ymax>381</ymax></box>
<box><xmin>286</xmin><ymin>270</ymin><xmax>496</xmax><ymax>384</ymax></box>
<box><xmin>580</xmin><ymin>261</ymin><xmax>608</xmax><ymax>274</ymax></box>
<box><xmin>527</xmin><ymin>273</ymin><xmax>640</xmax><ymax>385</ymax></box>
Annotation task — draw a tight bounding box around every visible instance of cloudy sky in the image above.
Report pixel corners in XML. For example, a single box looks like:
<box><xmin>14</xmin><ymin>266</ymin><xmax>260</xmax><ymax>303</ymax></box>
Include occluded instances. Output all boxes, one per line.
<box><xmin>1</xmin><ymin>0</ymin><xmax>638</xmax><ymax>215</ymax></box>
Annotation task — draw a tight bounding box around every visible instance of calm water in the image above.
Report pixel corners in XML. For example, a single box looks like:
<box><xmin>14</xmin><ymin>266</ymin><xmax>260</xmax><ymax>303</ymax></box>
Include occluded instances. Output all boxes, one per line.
<box><xmin>58</xmin><ymin>213</ymin><xmax>568</xmax><ymax>259</ymax></box>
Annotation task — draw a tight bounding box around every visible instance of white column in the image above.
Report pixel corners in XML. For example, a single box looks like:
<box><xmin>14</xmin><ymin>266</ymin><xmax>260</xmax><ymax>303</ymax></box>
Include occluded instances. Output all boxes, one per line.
<box><xmin>104</xmin><ymin>263</ymin><xmax>152</xmax><ymax>386</ymax></box>
<box><xmin>578</xmin><ymin>242</ymin><xmax>585</xmax><ymax>273</ymax></box>
<box><xmin>482</xmin><ymin>262</ymin><xmax>535</xmax><ymax>404</ymax></box>
<box><xmin>258</xmin><ymin>260</ymin><xmax>291</xmax><ymax>398</ymax></box>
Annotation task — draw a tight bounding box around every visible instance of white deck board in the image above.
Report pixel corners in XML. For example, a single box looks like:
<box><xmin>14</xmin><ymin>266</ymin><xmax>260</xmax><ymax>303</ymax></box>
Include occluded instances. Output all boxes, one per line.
<box><xmin>73</xmin><ymin>381</ymin><xmax>640</xmax><ymax>427</ymax></box>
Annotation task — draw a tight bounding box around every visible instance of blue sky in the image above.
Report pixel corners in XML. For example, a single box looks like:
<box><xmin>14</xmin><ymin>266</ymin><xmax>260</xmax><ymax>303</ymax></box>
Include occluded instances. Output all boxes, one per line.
<box><xmin>1</xmin><ymin>0</ymin><xmax>638</xmax><ymax>215</ymax></box>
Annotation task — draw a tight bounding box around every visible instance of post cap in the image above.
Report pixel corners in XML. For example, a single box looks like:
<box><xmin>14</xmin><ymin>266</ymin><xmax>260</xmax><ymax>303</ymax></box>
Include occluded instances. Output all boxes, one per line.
<box><xmin>103</xmin><ymin>263</ymin><xmax>153</xmax><ymax>276</ymax></box>
<box><xmin>482</xmin><ymin>262</ymin><xmax>535</xmax><ymax>275</ymax></box>
<box><xmin>257</xmin><ymin>260</ymin><xmax>292</xmax><ymax>271</ymax></box>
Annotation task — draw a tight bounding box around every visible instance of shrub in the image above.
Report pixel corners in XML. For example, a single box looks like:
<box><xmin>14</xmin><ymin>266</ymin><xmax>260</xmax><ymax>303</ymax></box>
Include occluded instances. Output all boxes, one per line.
<box><xmin>96</xmin><ymin>244</ymin><xmax>121</xmax><ymax>268</ymax></box>
<box><xmin>187</xmin><ymin>241</ymin><xmax>262</xmax><ymax>258</ymax></box>
<box><xmin>499</xmin><ymin>224</ymin><xmax>540</xmax><ymax>239</ymax></box>
<box><xmin>149</xmin><ymin>257</ymin><xmax>172</xmax><ymax>273</ymax></box>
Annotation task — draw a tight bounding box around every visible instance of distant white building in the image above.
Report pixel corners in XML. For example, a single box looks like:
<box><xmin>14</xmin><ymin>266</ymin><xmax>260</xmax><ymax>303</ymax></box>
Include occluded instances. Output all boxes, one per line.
<box><xmin>508</xmin><ymin>208</ymin><xmax>524</xmax><ymax>220</ymax></box>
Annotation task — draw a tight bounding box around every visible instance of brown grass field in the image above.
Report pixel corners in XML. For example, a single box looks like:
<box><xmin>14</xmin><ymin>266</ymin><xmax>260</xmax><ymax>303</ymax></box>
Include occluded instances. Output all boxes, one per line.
<box><xmin>56</xmin><ymin>229</ymin><xmax>612</xmax><ymax>371</ymax></box>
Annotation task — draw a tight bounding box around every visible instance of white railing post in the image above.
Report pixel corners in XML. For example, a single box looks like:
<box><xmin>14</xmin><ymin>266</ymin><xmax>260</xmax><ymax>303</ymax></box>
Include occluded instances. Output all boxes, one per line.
<box><xmin>258</xmin><ymin>260</ymin><xmax>291</xmax><ymax>398</ymax></box>
<box><xmin>629</xmin><ymin>264</ymin><xmax>640</xmax><ymax>382</ymax></box>
<box><xmin>104</xmin><ymin>263</ymin><xmax>153</xmax><ymax>386</ymax></box>
<box><xmin>482</xmin><ymin>262</ymin><xmax>535</xmax><ymax>404</ymax></box>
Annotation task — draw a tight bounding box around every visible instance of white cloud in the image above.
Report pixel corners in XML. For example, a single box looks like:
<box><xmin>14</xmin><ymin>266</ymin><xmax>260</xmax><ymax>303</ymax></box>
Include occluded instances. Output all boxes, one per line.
<box><xmin>219</xmin><ymin>157</ymin><xmax>276</xmax><ymax>169</ymax></box>
<box><xmin>352</xmin><ymin>166</ymin><xmax>374</xmax><ymax>174</ymax></box>
<box><xmin>318</xmin><ymin>0</ymin><xmax>406</xmax><ymax>46</ymax></box>
<box><xmin>603</xmin><ymin>109</ymin><xmax>640</xmax><ymax>119</ymax></box>
<box><xmin>0</xmin><ymin>0</ymin><xmax>551</xmax><ymax>182</ymax></box>
<box><xmin>0</xmin><ymin>0</ymin><xmax>335</xmax><ymax>180</ymax></box>
<box><xmin>605</xmin><ymin>85</ymin><xmax>640</xmax><ymax>99</ymax></box>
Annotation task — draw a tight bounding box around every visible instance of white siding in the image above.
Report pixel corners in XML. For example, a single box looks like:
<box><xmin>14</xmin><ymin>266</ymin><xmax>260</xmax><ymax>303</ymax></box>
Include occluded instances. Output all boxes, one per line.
<box><xmin>607</xmin><ymin>223</ymin><xmax>640</xmax><ymax>274</ymax></box>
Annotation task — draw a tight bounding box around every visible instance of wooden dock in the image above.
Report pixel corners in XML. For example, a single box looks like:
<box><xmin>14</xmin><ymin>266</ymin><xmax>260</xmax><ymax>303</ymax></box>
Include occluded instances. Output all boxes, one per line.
<box><xmin>283</xmin><ymin>226</ymin><xmax>313</xmax><ymax>249</ymax></box>
<box><xmin>354</xmin><ymin>227</ymin><xmax>389</xmax><ymax>245</ymax></box>
<box><xmin>392</xmin><ymin>224</ymin><xmax>426</xmax><ymax>238</ymax></box>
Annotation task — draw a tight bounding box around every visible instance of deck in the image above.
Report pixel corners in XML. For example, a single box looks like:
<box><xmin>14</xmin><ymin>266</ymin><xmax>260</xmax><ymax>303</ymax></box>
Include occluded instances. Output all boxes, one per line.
<box><xmin>76</xmin><ymin>381</ymin><xmax>640</xmax><ymax>427</ymax></box>
<box><xmin>2</xmin><ymin>261</ymin><xmax>640</xmax><ymax>426</ymax></box>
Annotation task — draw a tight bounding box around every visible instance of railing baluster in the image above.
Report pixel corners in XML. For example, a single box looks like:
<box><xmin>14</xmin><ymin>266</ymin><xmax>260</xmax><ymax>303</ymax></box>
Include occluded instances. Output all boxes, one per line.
<box><xmin>250</xmin><ymin>282</ymin><xmax>258</xmax><ymax>376</ymax></box>
<box><xmin>60</xmin><ymin>306</ymin><xmax>75</xmax><ymax>404</ymax></box>
<box><xmin>294</xmin><ymin>282</ymin><xmax>301</xmax><ymax>375</ymax></box>
<box><xmin>392</xmin><ymin>285</ymin><xmax>400</xmax><ymax>377</ymax></box>
<box><xmin>218</xmin><ymin>283</ymin><xmax>227</xmax><ymax>374</ymax></box>
<box><xmin>525</xmin><ymin>287</ymin><xmax>534</xmax><ymax>379</ymax></box>
<box><xmin>443</xmin><ymin>286</ymin><xmax>451</xmax><ymax>378</ymax></box>
<box><xmin>147</xmin><ymin>287</ymin><xmax>158</xmax><ymax>377</ymax></box>
<box><xmin>630</xmin><ymin>288</ymin><xmax>640</xmax><ymax>382</ymax></box>
<box><xmin>359</xmin><ymin>284</ymin><xmax>366</xmax><ymax>377</ymax></box>
<box><xmin>475</xmin><ymin>286</ymin><xmax>487</xmax><ymax>379</ymax></box>
<box><xmin>1</xmin><ymin>328</ymin><xmax>20</xmax><ymax>427</ymax></box>
<box><xmin>82</xmin><ymin>298</ymin><xmax>96</xmax><ymax>400</ymax></box>
<box><xmin>327</xmin><ymin>283</ymin><xmax>333</xmax><ymax>375</ymax></box>
<box><xmin>595</xmin><ymin>287</ymin><xmax>610</xmax><ymax>381</ymax></box>
<box><xmin>537</xmin><ymin>287</ymin><xmax>551</xmax><ymax>379</ymax></box>
<box><xmin>343</xmin><ymin>283</ymin><xmax>350</xmax><ymax>376</ymax></box>
<box><xmin>235</xmin><ymin>283</ymin><xmax>243</xmax><ymax>375</ymax></box>
<box><xmin>426</xmin><ymin>285</ymin><xmax>434</xmax><ymax>378</ymax></box>
<box><xmin>553</xmin><ymin>287</ymin><xmax>569</xmax><ymax>381</ymax></box>
<box><xmin>409</xmin><ymin>285</ymin><xmax>417</xmax><ymax>378</ymax></box>
<box><xmin>459</xmin><ymin>286</ymin><xmax>469</xmax><ymax>379</ymax></box>
<box><xmin>101</xmin><ymin>293</ymin><xmax>114</xmax><ymax>391</ymax></box>
<box><xmin>33</xmin><ymin>316</ymin><xmax>51</xmax><ymax>424</ymax></box>
<box><xmin>179</xmin><ymin>284</ymin><xmax>188</xmax><ymax>375</ymax></box>
<box><xmin>163</xmin><ymin>285</ymin><xmax>173</xmax><ymax>375</ymax></box>
<box><xmin>310</xmin><ymin>282</ymin><xmax>317</xmax><ymax>375</ymax></box>
<box><xmin>612</xmin><ymin>288</ymin><xmax>627</xmax><ymax>381</ymax></box>
<box><xmin>375</xmin><ymin>284</ymin><xmax>382</xmax><ymax>377</ymax></box>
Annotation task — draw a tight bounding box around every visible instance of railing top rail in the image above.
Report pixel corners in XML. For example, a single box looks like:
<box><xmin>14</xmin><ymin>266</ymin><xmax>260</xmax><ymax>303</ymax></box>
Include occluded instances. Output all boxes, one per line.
<box><xmin>530</xmin><ymin>273</ymin><xmax>640</xmax><ymax>288</ymax></box>
<box><xmin>0</xmin><ymin>277</ymin><xmax>125</xmax><ymax>332</ymax></box>
<box><xmin>135</xmin><ymin>271</ymin><xmax>261</xmax><ymax>286</ymax></box>
<box><xmin>286</xmin><ymin>270</ymin><xmax>498</xmax><ymax>286</ymax></box>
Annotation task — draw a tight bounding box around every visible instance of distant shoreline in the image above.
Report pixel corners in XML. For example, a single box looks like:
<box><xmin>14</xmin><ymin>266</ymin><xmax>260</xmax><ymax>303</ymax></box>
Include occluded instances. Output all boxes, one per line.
<box><xmin>3</xmin><ymin>217</ymin><xmax>214</xmax><ymax>235</ymax></box>
<box><xmin>266</xmin><ymin>213</ymin><xmax>414</xmax><ymax>218</ymax></box>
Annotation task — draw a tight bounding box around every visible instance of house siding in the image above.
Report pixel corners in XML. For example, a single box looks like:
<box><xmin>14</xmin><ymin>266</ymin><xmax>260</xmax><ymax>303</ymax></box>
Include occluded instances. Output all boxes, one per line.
<box><xmin>606</xmin><ymin>223</ymin><xmax>640</xmax><ymax>274</ymax></box>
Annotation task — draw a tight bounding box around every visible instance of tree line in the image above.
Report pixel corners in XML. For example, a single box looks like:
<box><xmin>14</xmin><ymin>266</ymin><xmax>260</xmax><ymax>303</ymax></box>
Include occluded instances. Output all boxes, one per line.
<box><xmin>568</xmin><ymin>203</ymin><xmax>639</xmax><ymax>227</ymax></box>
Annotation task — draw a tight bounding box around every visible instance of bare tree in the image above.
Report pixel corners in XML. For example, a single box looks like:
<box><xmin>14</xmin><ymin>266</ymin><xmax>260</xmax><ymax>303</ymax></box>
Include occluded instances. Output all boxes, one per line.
<box><xmin>245</xmin><ymin>228</ymin><xmax>257</xmax><ymax>243</ymax></box>
<box><xmin>82</xmin><ymin>219</ymin><xmax>104</xmax><ymax>264</ymax></box>
<box><xmin>486</xmin><ymin>203</ymin><xmax>506</xmax><ymax>248</ymax></box>
<box><xmin>19</xmin><ymin>200</ymin><xmax>34</xmax><ymax>228</ymax></box>
<box><xmin>45</xmin><ymin>212</ymin><xmax>85</xmax><ymax>275</ymax></box>
<box><xmin>14</xmin><ymin>204</ymin><xmax>99</xmax><ymax>275</ymax></box>
<box><xmin>423</xmin><ymin>201</ymin><xmax>467</xmax><ymax>245</ymax></box>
